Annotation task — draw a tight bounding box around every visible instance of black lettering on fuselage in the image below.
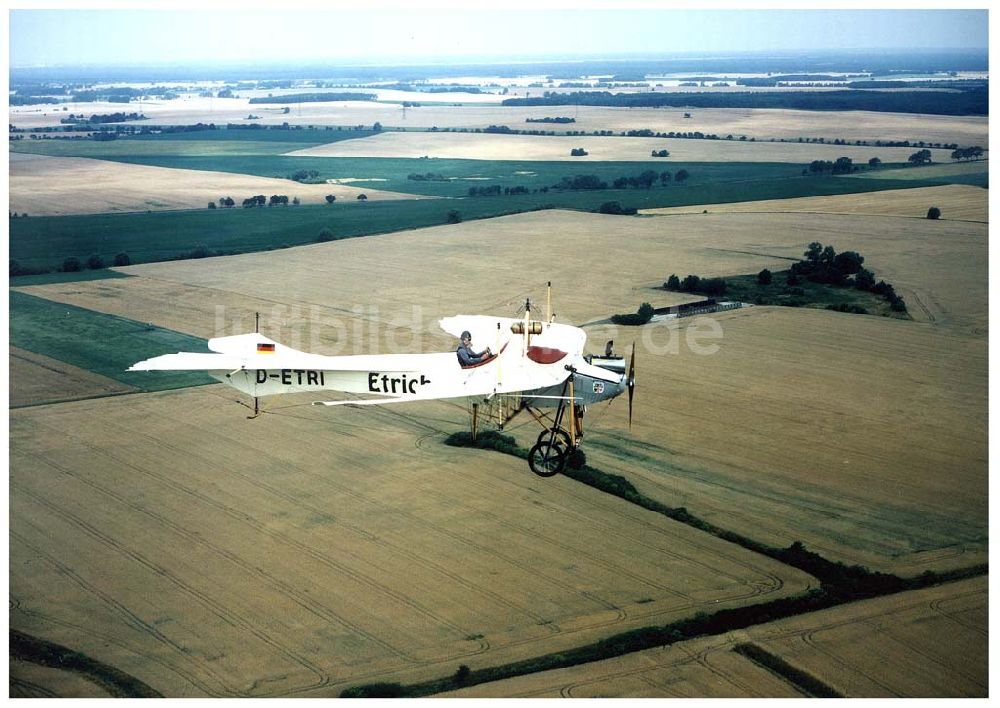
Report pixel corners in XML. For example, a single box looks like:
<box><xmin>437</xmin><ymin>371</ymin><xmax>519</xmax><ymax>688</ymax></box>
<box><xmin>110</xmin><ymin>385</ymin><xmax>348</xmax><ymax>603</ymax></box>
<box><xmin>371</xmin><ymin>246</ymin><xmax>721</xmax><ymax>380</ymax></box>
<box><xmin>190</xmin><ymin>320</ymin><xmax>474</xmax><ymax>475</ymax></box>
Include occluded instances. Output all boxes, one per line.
<box><xmin>271</xmin><ymin>369</ymin><xmax>326</xmax><ymax>387</ymax></box>
<box><xmin>368</xmin><ymin>372</ymin><xmax>431</xmax><ymax>395</ymax></box>
<box><xmin>256</xmin><ymin>370</ymin><xmax>267</xmax><ymax>384</ymax></box>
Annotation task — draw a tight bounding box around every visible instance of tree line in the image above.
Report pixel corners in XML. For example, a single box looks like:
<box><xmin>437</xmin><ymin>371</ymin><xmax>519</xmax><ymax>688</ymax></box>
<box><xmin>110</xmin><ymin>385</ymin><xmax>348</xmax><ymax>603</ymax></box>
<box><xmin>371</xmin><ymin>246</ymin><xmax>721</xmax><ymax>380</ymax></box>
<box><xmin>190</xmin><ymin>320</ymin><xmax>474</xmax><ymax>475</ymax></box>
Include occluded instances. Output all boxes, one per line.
<box><xmin>59</xmin><ymin>112</ymin><xmax>145</xmax><ymax>125</ymax></box>
<box><xmin>501</xmin><ymin>88</ymin><xmax>988</xmax><ymax>116</ymax></box>
<box><xmin>248</xmin><ymin>92</ymin><xmax>376</xmax><ymax>104</ymax></box>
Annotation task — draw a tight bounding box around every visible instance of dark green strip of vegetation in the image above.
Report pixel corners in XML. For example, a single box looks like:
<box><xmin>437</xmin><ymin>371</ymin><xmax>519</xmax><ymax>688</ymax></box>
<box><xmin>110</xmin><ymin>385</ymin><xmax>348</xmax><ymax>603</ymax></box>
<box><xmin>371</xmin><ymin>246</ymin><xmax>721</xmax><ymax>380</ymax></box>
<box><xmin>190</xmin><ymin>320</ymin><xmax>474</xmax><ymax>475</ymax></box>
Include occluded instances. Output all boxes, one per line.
<box><xmin>10</xmin><ymin>629</ymin><xmax>162</xmax><ymax>698</ymax></box>
<box><xmin>502</xmin><ymin>89</ymin><xmax>989</xmax><ymax>116</ymax></box>
<box><xmin>342</xmin><ymin>431</ymin><xmax>991</xmax><ymax>698</ymax></box>
<box><xmin>9</xmin><ymin>269</ymin><xmax>132</xmax><ymax>287</ymax></box>
<box><xmin>249</xmin><ymin>92</ymin><xmax>376</xmax><ymax>104</ymax></box>
<box><xmin>9</xmin><ymin>290</ymin><xmax>215</xmax><ymax>392</ymax></box>
<box><xmin>733</xmin><ymin>642</ymin><xmax>842</xmax><ymax>697</ymax></box>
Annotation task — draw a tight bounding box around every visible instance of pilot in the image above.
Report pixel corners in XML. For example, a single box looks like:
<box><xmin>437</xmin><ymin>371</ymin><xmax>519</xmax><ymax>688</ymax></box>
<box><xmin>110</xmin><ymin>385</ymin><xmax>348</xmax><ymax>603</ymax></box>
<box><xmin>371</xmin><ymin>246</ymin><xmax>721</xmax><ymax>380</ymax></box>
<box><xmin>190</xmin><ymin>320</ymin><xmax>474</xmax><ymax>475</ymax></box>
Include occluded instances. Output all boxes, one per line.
<box><xmin>457</xmin><ymin>330</ymin><xmax>492</xmax><ymax>367</ymax></box>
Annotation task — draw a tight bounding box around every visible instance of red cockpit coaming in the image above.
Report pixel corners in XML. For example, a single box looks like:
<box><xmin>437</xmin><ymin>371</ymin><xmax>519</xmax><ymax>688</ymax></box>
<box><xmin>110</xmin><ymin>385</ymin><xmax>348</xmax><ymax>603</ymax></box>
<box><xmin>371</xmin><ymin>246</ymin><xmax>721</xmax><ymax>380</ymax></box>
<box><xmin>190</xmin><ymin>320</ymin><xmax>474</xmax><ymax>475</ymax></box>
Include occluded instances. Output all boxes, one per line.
<box><xmin>526</xmin><ymin>346</ymin><xmax>568</xmax><ymax>365</ymax></box>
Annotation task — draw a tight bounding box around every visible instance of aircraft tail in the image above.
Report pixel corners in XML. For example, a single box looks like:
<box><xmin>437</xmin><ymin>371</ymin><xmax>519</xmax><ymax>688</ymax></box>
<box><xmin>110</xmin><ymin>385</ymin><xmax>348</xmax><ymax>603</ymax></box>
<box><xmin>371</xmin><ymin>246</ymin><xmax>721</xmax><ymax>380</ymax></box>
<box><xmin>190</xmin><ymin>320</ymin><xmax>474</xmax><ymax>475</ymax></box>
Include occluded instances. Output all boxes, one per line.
<box><xmin>128</xmin><ymin>333</ymin><xmax>320</xmax><ymax>372</ymax></box>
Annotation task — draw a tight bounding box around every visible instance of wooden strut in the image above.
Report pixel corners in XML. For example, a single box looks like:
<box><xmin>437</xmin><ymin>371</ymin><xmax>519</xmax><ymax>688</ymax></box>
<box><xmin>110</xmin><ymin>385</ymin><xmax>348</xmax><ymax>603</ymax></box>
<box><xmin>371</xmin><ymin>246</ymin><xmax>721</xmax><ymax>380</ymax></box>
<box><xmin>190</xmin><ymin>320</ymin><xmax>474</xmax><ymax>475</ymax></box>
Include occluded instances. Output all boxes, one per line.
<box><xmin>471</xmin><ymin>403</ymin><xmax>479</xmax><ymax>442</ymax></box>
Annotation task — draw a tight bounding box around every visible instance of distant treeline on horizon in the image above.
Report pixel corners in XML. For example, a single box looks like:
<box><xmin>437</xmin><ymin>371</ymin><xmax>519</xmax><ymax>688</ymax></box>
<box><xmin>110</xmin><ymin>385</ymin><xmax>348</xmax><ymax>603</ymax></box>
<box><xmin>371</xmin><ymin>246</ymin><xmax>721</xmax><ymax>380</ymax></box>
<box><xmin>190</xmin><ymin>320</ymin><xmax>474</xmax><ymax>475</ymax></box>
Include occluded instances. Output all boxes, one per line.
<box><xmin>10</xmin><ymin>49</ymin><xmax>988</xmax><ymax>85</ymax></box>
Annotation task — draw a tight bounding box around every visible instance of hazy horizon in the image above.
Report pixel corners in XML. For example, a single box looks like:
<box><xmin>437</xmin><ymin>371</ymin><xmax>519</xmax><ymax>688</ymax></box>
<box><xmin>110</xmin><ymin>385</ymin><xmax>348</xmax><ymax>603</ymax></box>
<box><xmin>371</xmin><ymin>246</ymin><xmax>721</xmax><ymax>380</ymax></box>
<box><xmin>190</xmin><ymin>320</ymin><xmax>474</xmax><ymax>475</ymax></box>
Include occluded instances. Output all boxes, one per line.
<box><xmin>9</xmin><ymin>8</ymin><xmax>989</xmax><ymax>70</ymax></box>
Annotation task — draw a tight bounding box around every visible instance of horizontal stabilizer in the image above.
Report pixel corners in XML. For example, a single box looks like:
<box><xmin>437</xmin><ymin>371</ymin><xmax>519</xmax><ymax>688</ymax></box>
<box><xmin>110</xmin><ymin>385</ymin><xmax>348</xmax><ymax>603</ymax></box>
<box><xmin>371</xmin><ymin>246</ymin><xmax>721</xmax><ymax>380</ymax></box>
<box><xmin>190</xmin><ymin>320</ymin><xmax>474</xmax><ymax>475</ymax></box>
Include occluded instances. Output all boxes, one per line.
<box><xmin>128</xmin><ymin>352</ymin><xmax>244</xmax><ymax>371</ymax></box>
<box><xmin>130</xmin><ymin>333</ymin><xmax>331</xmax><ymax>371</ymax></box>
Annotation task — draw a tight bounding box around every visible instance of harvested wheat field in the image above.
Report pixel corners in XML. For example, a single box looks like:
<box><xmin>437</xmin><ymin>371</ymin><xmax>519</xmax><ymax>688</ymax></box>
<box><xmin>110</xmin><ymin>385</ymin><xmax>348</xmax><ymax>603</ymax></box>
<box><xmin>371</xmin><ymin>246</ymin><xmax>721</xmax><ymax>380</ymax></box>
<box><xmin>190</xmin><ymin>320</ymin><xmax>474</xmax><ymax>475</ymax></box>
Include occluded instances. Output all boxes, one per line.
<box><xmin>287</xmin><ymin>131</ymin><xmax>955</xmax><ymax>164</ymax></box>
<box><xmin>15</xmin><ymin>203</ymin><xmax>987</xmax><ymax>577</ymax></box>
<box><xmin>9</xmin><ymin>384</ymin><xmax>814</xmax><ymax>697</ymax></box>
<box><xmin>8</xmin><ymin>152</ymin><xmax>423</xmax><ymax>216</ymax></box>
<box><xmin>642</xmin><ymin>183</ymin><xmax>988</xmax><ymax>223</ymax></box>
<box><xmin>10</xmin><ymin>99</ymin><xmax>987</xmax><ymax>147</ymax></box>
<box><xmin>9</xmin><ymin>347</ymin><xmax>137</xmax><ymax>408</ymax></box>
<box><xmin>441</xmin><ymin>574</ymin><xmax>987</xmax><ymax>697</ymax></box>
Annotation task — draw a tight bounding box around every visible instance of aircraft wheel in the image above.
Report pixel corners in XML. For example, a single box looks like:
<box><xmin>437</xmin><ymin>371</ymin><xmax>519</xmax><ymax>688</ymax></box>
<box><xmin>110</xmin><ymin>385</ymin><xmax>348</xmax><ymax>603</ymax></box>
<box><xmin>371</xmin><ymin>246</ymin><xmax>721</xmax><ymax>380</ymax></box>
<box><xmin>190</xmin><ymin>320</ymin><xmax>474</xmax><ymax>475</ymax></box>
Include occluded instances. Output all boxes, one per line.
<box><xmin>536</xmin><ymin>428</ymin><xmax>572</xmax><ymax>450</ymax></box>
<box><xmin>528</xmin><ymin>441</ymin><xmax>567</xmax><ymax>477</ymax></box>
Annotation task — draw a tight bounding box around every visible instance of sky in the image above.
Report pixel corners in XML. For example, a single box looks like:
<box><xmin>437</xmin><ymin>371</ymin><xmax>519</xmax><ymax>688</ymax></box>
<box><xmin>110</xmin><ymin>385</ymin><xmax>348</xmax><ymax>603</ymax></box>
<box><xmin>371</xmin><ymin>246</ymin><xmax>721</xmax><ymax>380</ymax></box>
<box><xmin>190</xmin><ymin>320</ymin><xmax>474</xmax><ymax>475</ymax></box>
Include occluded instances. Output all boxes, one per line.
<box><xmin>8</xmin><ymin>6</ymin><xmax>990</xmax><ymax>68</ymax></box>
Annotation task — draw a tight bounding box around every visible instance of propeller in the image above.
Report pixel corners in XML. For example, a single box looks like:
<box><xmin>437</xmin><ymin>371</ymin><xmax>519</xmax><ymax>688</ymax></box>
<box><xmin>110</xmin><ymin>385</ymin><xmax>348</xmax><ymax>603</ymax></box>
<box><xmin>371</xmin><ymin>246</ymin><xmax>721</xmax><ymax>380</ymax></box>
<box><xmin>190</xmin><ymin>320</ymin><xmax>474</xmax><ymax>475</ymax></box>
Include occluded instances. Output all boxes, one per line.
<box><xmin>627</xmin><ymin>342</ymin><xmax>636</xmax><ymax>429</ymax></box>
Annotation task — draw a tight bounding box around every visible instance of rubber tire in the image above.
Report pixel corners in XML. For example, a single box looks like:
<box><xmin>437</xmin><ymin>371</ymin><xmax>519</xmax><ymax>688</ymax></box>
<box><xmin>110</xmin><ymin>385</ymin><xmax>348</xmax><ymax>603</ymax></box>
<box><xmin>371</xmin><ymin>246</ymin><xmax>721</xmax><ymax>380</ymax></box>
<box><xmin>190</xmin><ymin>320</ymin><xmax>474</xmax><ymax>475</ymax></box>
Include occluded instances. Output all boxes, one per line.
<box><xmin>528</xmin><ymin>441</ymin><xmax>567</xmax><ymax>477</ymax></box>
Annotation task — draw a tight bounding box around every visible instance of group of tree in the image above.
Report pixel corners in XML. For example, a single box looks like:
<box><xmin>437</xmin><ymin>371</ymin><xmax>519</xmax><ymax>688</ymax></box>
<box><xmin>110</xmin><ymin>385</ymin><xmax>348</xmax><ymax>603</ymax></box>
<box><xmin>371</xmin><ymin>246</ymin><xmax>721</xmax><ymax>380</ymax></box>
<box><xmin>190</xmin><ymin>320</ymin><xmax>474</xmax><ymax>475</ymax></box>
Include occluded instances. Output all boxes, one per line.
<box><xmin>552</xmin><ymin>174</ymin><xmax>608</xmax><ymax>190</ymax></box>
<box><xmin>597</xmin><ymin>201</ymin><xmax>638</xmax><ymax>215</ymax></box>
<box><xmin>611</xmin><ymin>302</ymin><xmax>655</xmax><ymax>326</ymax></box>
<box><xmin>791</xmin><ymin>242</ymin><xmax>906</xmax><ymax>312</ymax></box>
<box><xmin>60</xmin><ymin>112</ymin><xmax>145</xmax><ymax>125</ymax></box>
<box><xmin>614</xmin><ymin>169</ymin><xmax>688</xmax><ymax>189</ymax></box>
<box><xmin>467</xmin><ymin>184</ymin><xmax>539</xmax><ymax>196</ymax></box>
<box><xmin>808</xmin><ymin>156</ymin><xmax>856</xmax><ymax>174</ymax></box>
<box><xmin>950</xmin><ymin>146</ymin><xmax>984</xmax><ymax>161</ymax></box>
<box><xmin>11</xmin><ymin>251</ymin><xmax>133</xmax><ymax>276</ymax></box>
<box><xmin>651</xmin><ymin>149</ymin><xmax>670</xmax><ymax>157</ymax></box>
<box><xmin>570</xmin><ymin>147</ymin><xmax>588</xmax><ymax>156</ymax></box>
<box><xmin>664</xmin><ymin>274</ymin><xmax>728</xmax><ymax>296</ymax></box>
<box><xmin>908</xmin><ymin>149</ymin><xmax>933</xmax><ymax>165</ymax></box>
<box><xmin>525</xmin><ymin>116</ymin><xmax>575</xmax><ymax>123</ymax></box>
<box><xmin>235</xmin><ymin>195</ymin><xmax>298</xmax><ymax>208</ymax></box>
<box><xmin>551</xmin><ymin>169</ymin><xmax>689</xmax><ymax>192</ymax></box>
<box><xmin>288</xmin><ymin>169</ymin><xmax>320</xmax><ymax>183</ymax></box>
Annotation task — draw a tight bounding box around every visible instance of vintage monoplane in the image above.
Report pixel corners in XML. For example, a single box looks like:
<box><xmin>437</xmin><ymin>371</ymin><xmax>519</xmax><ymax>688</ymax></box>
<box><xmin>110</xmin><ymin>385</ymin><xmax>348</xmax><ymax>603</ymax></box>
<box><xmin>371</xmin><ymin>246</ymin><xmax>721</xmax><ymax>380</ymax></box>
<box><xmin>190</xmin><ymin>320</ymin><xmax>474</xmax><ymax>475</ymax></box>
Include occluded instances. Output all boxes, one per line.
<box><xmin>129</xmin><ymin>287</ymin><xmax>635</xmax><ymax>476</ymax></box>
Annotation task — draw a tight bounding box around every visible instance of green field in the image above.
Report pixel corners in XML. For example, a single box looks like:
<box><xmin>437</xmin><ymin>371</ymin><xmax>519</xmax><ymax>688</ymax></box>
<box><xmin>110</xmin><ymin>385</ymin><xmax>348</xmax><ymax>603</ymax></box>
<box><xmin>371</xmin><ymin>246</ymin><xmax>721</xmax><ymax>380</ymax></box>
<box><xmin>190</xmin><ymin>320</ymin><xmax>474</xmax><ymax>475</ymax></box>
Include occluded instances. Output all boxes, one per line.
<box><xmin>848</xmin><ymin>160</ymin><xmax>988</xmax><ymax>185</ymax></box>
<box><xmin>11</xmin><ymin>127</ymin><xmax>372</xmax><ymax>157</ymax></box>
<box><xmin>10</xmin><ymin>172</ymin><xmax>953</xmax><ymax>271</ymax></box>
<box><xmin>9</xmin><ymin>290</ymin><xmax>215</xmax><ymax>391</ymax></box>
<box><xmin>11</xmin><ymin>130</ymin><xmax>983</xmax><ymax>271</ymax></box>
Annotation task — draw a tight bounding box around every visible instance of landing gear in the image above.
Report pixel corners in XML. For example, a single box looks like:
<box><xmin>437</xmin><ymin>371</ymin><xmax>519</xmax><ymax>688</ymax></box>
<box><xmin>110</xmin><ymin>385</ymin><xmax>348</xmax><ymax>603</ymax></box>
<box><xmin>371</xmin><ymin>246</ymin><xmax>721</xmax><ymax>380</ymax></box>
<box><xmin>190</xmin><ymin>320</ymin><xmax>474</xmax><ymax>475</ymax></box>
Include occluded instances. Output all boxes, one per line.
<box><xmin>526</xmin><ymin>370</ymin><xmax>584</xmax><ymax>477</ymax></box>
<box><xmin>528</xmin><ymin>440</ymin><xmax>566</xmax><ymax>477</ymax></box>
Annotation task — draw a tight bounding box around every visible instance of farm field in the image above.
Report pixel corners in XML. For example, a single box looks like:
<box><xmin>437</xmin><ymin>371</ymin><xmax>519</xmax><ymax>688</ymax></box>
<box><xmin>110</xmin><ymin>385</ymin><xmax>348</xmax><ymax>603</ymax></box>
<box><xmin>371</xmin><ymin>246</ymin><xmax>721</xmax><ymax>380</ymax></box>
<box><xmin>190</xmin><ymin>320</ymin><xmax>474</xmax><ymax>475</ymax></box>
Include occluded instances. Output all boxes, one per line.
<box><xmin>642</xmin><ymin>182</ymin><xmax>988</xmax><ymax>222</ymax></box>
<box><xmin>288</xmin><ymin>131</ymin><xmax>957</xmax><ymax>164</ymax></box>
<box><xmin>441</xmin><ymin>574</ymin><xmax>988</xmax><ymax>697</ymax></box>
<box><xmin>9</xmin><ymin>347</ymin><xmax>137</xmax><ymax>408</ymax></box>
<box><xmin>13</xmin><ymin>198</ymin><xmax>987</xmax><ymax>575</ymax></box>
<box><xmin>14</xmin><ymin>167</ymin><xmax>955</xmax><ymax>271</ymax></box>
<box><xmin>9</xmin><ymin>152</ymin><xmax>424</xmax><ymax>216</ymax></box>
<box><xmin>11</xmin><ymin>98</ymin><xmax>989</xmax><ymax>146</ymax></box>
<box><xmin>8</xmin><ymin>385</ymin><xmax>815</xmax><ymax>697</ymax></box>
<box><xmin>9</xmin><ymin>52</ymin><xmax>989</xmax><ymax>698</ymax></box>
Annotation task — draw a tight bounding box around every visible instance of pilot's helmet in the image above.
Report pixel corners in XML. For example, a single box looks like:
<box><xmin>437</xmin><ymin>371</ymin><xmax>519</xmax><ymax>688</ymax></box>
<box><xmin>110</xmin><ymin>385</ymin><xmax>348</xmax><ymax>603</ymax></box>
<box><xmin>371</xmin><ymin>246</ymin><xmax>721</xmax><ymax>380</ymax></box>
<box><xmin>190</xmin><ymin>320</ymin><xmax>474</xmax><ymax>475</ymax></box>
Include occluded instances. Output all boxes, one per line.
<box><xmin>460</xmin><ymin>330</ymin><xmax>472</xmax><ymax>341</ymax></box>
